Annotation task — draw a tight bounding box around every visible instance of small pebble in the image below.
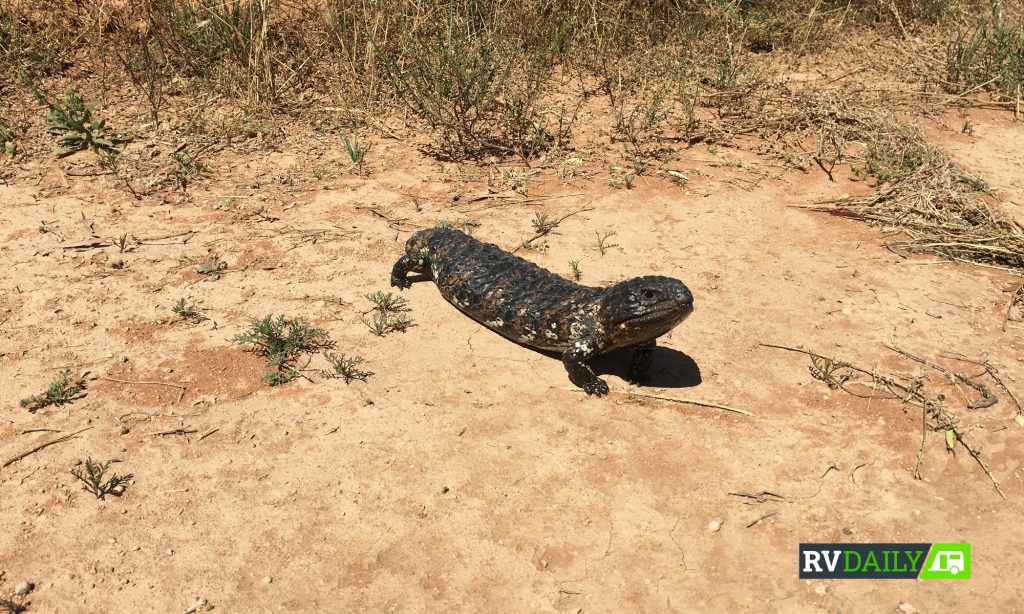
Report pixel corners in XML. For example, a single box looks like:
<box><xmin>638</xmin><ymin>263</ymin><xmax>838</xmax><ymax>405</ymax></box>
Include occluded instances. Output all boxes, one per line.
<box><xmin>166</xmin><ymin>549</ymin><xmax>174</xmax><ymax>556</ymax></box>
<box><xmin>263</xmin><ymin>576</ymin><xmax>273</xmax><ymax>584</ymax></box>
<box><xmin>15</xmin><ymin>581</ymin><xmax>34</xmax><ymax>596</ymax></box>
<box><xmin>814</xmin><ymin>584</ymin><xmax>827</xmax><ymax>595</ymax></box>
<box><xmin>899</xmin><ymin>603</ymin><xmax>917</xmax><ymax>613</ymax></box>
<box><xmin>708</xmin><ymin>520</ymin><xmax>722</xmax><ymax>532</ymax></box>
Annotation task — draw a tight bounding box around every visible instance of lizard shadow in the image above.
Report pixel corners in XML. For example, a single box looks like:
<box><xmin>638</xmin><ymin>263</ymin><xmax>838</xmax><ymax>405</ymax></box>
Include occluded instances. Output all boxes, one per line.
<box><xmin>530</xmin><ymin>346</ymin><xmax>702</xmax><ymax>389</ymax></box>
<box><xmin>592</xmin><ymin>346</ymin><xmax>702</xmax><ymax>389</ymax></box>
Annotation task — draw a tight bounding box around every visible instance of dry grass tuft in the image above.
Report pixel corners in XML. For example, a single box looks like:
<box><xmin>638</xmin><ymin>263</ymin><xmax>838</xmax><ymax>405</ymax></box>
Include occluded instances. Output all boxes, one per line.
<box><xmin>679</xmin><ymin>81</ymin><xmax>1024</xmax><ymax>273</ymax></box>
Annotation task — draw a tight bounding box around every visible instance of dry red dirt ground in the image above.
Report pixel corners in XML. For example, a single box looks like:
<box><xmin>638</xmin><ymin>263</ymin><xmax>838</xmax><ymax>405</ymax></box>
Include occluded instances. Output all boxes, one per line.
<box><xmin>2</xmin><ymin>100</ymin><xmax>1023</xmax><ymax>612</ymax></box>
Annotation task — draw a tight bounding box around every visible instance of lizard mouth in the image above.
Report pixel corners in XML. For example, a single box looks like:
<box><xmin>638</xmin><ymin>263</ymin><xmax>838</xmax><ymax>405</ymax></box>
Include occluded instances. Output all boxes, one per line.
<box><xmin>616</xmin><ymin>300</ymin><xmax>693</xmax><ymax>338</ymax></box>
<box><xmin>627</xmin><ymin>301</ymin><xmax>692</xmax><ymax>328</ymax></box>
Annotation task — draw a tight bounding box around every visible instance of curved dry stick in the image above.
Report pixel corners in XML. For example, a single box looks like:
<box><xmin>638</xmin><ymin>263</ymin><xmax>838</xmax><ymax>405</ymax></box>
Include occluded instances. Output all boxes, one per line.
<box><xmin>3</xmin><ymin>426</ymin><xmax>94</xmax><ymax>469</ymax></box>
<box><xmin>617</xmin><ymin>391</ymin><xmax>758</xmax><ymax>417</ymax></box>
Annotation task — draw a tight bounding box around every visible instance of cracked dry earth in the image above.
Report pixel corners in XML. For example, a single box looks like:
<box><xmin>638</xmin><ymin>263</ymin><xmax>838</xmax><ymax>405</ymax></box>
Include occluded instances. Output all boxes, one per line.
<box><xmin>1</xmin><ymin>106</ymin><xmax>1024</xmax><ymax>612</ymax></box>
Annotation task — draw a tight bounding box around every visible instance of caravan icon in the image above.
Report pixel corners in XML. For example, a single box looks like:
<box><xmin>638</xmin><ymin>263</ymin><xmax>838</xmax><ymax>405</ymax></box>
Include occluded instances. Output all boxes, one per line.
<box><xmin>928</xmin><ymin>550</ymin><xmax>965</xmax><ymax>575</ymax></box>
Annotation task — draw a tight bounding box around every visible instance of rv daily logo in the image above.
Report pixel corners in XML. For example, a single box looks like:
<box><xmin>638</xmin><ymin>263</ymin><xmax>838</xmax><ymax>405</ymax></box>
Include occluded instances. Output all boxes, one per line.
<box><xmin>799</xmin><ymin>543</ymin><xmax>970</xmax><ymax>579</ymax></box>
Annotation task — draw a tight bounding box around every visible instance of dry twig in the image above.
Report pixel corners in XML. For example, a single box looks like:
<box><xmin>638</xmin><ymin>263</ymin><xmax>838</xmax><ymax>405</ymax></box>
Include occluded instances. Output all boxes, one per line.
<box><xmin>3</xmin><ymin>426</ymin><xmax>94</xmax><ymax>469</ymax></box>
<box><xmin>760</xmin><ymin>342</ymin><xmax>1007</xmax><ymax>499</ymax></box>
<box><xmin>622</xmin><ymin>391</ymin><xmax>758</xmax><ymax>417</ymax></box>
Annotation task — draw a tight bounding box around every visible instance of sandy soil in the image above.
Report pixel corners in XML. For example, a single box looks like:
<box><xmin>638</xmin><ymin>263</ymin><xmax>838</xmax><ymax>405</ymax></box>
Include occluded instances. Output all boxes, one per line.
<box><xmin>1</xmin><ymin>99</ymin><xmax>1023</xmax><ymax>613</ymax></box>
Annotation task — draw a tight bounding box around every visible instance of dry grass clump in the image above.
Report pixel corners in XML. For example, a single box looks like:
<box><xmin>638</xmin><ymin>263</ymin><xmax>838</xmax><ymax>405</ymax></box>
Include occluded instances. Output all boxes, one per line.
<box><xmin>777</xmin><ymin>93</ymin><xmax>1024</xmax><ymax>272</ymax></box>
<box><xmin>675</xmin><ymin>81</ymin><xmax>1024</xmax><ymax>273</ymax></box>
<box><xmin>823</xmin><ymin>129</ymin><xmax>1024</xmax><ymax>272</ymax></box>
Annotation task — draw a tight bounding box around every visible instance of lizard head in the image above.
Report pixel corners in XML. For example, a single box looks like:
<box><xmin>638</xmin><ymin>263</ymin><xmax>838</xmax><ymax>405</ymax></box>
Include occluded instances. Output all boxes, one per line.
<box><xmin>599</xmin><ymin>276</ymin><xmax>693</xmax><ymax>346</ymax></box>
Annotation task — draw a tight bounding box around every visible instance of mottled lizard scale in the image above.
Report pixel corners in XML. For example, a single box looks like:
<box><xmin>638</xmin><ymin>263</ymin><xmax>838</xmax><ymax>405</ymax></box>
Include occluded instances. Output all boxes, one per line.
<box><xmin>428</xmin><ymin>232</ymin><xmax>596</xmax><ymax>349</ymax></box>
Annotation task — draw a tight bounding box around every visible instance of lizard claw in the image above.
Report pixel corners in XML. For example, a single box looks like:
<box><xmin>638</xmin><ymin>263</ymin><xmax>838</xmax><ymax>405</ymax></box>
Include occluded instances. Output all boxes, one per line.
<box><xmin>583</xmin><ymin>379</ymin><xmax>609</xmax><ymax>396</ymax></box>
<box><xmin>391</xmin><ymin>276</ymin><xmax>412</xmax><ymax>290</ymax></box>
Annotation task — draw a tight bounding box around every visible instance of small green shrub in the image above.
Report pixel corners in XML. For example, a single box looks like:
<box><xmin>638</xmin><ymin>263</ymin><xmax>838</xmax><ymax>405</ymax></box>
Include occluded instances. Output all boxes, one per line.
<box><xmin>20</xmin><ymin>368</ymin><xmax>85</xmax><ymax>412</ymax></box>
<box><xmin>363</xmin><ymin>311</ymin><xmax>414</xmax><ymax>336</ymax></box>
<box><xmin>323</xmin><ymin>351</ymin><xmax>372</xmax><ymax>383</ymax></box>
<box><xmin>71</xmin><ymin>457</ymin><xmax>131</xmax><ymax>499</ymax></box>
<box><xmin>196</xmin><ymin>257</ymin><xmax>227</xmax><ymax>281</ymax></box>
<box><xmin>172</xmin><ymin>298</ymin><xmax>207</xmax><ymax>324</ymax></box>
<box><xmin>0</xmin><ymin>596</ymin><xmax>26</xmax><ymax>614</ymax></box>
<box><xmin>569</xmin><ymin>260</ymin><xmax>582</xmax><ymax>281</ymax></box>
<box><xmin>28</xmin><ymin>83</ymin><xmax>116</xmax><ymax>157</ymax></box>
<box><xmin>342</xmin><ymin>128</ymin><xmax>367</xmax><ymax>173</ymax></box>
<box><xmin>381</xmin><ymin>9</ymin><xmax>553</xmax><ymax>160</ymax></box>
<box><xmin>364</xmin><ymin>291</ymin><xmax>409</xmax><ymax>315</ymax></box>
<box><xmin>234</xmin><ymin>315</ymin><xmax>332</xmax><ymax>384</ymax></box>
<box><xmin>0</xmin><ymin>113</ymin><xmax>13</xmax><ymax>157</ymax></box>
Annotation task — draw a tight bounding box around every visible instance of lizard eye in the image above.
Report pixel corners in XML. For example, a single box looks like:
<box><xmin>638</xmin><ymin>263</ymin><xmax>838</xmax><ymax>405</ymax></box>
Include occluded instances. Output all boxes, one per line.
<box><xmin>643</xmin><ymin>289</ymin><xmax>656</xmax><ymax>300</ymax></box>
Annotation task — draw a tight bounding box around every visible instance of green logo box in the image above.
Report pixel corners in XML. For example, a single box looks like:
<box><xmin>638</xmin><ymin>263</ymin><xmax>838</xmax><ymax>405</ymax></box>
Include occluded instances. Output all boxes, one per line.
<box><xmin>919</xmin><ymin>543</ymin><xmax>971</xmax><ymax>579</ymax></box>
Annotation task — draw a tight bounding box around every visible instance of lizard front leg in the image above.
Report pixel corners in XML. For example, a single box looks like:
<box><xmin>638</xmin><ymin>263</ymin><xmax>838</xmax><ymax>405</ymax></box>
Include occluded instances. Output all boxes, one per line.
<box><xmin>562</xmin><ymin>338</ymin><xmax>609</xmax><ymax>396</ymax></box>
<box><xmin>627</xmin><ymin>339</ymin><xmax>656</xmax><ymax>385</ymax></box>
<box><xmin>390</xmin><ymin>255</ymin><xmax>420</xmax><ymax>289</ymax></box>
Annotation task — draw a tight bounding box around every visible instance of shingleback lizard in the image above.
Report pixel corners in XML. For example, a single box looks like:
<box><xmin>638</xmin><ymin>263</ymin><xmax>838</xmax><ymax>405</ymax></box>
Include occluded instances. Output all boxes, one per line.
<box><xmin>390</xmin><ymin>227</ymin><xmax>694</xmax><ymax>395</ymax></box>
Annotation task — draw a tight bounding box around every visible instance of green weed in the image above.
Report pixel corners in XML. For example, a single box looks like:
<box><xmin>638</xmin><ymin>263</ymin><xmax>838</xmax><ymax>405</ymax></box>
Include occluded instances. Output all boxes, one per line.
<box><xmin>531</xmin><ymin>213</ymin><xmax>557</xmax><ymax>235</ymax></box>
<box><xmin>0</xmin><ymin>112</ymin><xmax>13</xmax><ymax>157</ymax></box>
<box><xmin>70</xmin><ymin>457</ymin><xmax>131</xmax><ymax>499</ymax></box>
<box><xmin>152</xmin><ymin>0</ymin><xmax>276</xmax><ymax>103</ymax></box>
<box><xmin>595</xmin><ymin>230</ymin><xmax>619</xmax><ymax>256</ymax></box>
<box><xmin>342</xmin><ymin>128</ymin><xmax>367</xmax><ymax>173</ymax></box>
<box><xmin>0</xmin><ymin>597</ymin><xmax>26</xmax><ymax>614</ymax></box>
<box><xmin>381</xmin><ymin>8</ymin><xmax>552</xmax><ymax>160</ymax></box>
<box><xmin>946</xmin><ymin>3</ymin><xmax>1024</xmax><ymax>99</ymax></box>
<box><xmin>172</xmin><ymin>298</ymin><xmax>207</xmax><ymax>324</ymax></box>
<box><xmin>29</xmin><ymin>84</ymin><xmax>117</xmax><ymax>157</ymax></box>
<box><xmin>168</xmin><ymin>146</ymin><xmax>208</xmax><ymax>192</ymax></box>
<box><xmin>263</xmin><ymin>370</ymin><xmax>298</xmax><ymax>386</ymax></box>
<box><xmin>569</xmin><ymin>259</ymin><xmax>582</xmax><ymax>281</ymax></box>
<box><xmin>323</xmin><ymin>351</ymin><xmax>372</xmax><ymax>383</ymax></box>
<box><xmin>363</xmin><ymin>311</ymin><xmax>414</xmax><ymax>336</ymax></box>
<box><xmin>363</xmin><ymin>291</ymin><xmax>414</xmax><ymax>336</ymax></box>
<box><xmin>437</xmin><ymin>218</ymin><xmax>480</xmax><ymax>234</ymax></box>
<box><xmin>809</xmin><ymin>355</ymin><xmax>853</xmax><ymax>390</ymax></box>
<box><xmin>196</xmin><ymin>257</ymin><xmax>227</xmax><ymax>281</ymax></box>
<box><xmin>233</xmin><ymin>315</ymin><xmax>332</xmax><ymax>382</ymax></box>
<box><xmin>364</xmin><ymin>291</ymin><xmax>409</xmax><ymax>315</ymax></box>
<box><xmin>20</xmin><ymin>368</ymin><xmax>85</xmax><ymax>412</ymax></box>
